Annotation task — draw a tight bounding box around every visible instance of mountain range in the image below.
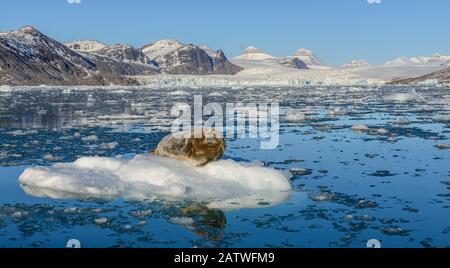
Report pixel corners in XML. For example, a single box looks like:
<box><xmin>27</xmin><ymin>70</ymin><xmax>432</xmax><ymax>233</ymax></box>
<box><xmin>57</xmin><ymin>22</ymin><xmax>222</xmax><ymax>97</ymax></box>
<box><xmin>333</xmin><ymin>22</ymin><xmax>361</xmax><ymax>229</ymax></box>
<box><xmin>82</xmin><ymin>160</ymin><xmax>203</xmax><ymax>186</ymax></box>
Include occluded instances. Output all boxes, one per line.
<box><xmin>0</xmin><ymin>26</ymin><xmax>241</xmax><ymax>86</ymax></box>
<box><xmin>0</xmin><ymin>26</ymin><xmax>449</xmax><ymax>86</ymax></box>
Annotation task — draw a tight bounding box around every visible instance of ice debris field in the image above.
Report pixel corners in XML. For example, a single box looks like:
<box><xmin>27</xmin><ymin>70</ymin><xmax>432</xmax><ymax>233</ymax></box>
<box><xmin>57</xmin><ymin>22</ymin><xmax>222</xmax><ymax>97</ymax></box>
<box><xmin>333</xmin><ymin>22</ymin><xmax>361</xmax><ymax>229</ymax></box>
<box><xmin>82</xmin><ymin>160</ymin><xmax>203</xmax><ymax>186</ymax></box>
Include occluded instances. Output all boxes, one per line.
<box><xmin>0</xmin><ymin>85</ymin><xmax>449</xmax><ymax>248</ymax></box>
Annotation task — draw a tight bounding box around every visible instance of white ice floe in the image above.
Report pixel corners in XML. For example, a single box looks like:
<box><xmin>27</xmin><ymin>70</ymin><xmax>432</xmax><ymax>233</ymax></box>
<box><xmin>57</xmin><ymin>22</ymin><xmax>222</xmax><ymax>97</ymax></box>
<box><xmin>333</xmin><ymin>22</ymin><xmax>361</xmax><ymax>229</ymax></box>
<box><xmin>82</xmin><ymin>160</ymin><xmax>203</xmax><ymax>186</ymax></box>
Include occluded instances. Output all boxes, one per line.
<box><xmin>351</xmin><ymin>124</ymin><xmax>370</xmax><ymax>132</ymax></box>
<box><xmin>383</xmin><ymin>90</ymin><xmax>421</xmax><ymax>102</ymax></box>
<box><xmin>393</xmin><ymin>118</ymin><xmax>411</xmax><ymax>125</ymax></box>
<box><xmin>284</xmin><ymin>111</ymin><xmax>306</xmax><ymax>122</ymax></box>
<box><xmin>19</xmin><ymin>155</ymin><xmax>291</xmax><ymax>210</ymax></box>
<box><xmin>82</xmin><ymin>135</ymin><xmax>98</xmax><ymax>142</ymax></box>
<box><xmin>432</xmin><ymin>115</ymin><xmax>450</xmax><ymax>123</ymax></box>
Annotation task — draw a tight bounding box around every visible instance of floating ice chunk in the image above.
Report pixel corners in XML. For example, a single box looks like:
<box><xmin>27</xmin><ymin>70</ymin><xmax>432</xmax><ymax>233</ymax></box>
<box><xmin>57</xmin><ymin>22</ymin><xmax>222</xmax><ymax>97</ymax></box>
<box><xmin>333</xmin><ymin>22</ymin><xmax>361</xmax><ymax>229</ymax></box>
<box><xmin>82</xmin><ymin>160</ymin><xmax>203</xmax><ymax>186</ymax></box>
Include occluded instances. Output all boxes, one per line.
<box><xmin>43</xmin><ymin>154</ymin><xmax>59</xmax><ymax>162</ymax></box>
<box><xmin>170</xmin><ymin>217</ymin><xmax>194</xmax><ymax>226</ymax></box>
<box><xmin>376</xmin><ymin>128</ymin><xmax>389</xmax><ymax>135</ymax></box>
<box><xmin>284</xmin><ymin>111</ymin><xmax>306</xmax><ymax>122</ymax></box>
<box><xmin>432</xmin><ymin>115</ymin><xmax>450</xmax><ymax>123</ymax></box>
<box><xmin>435</xmin><ymin>144</ymin><xmax>450</xmax><ymax>150</ymax></box>
<box><xmin>19</xmin><ymin>155</ymin><xmax>291</xmax><ymax>209</ymax></box>
<box><xmin>168</xmin><ymin>90</ymin><xmax>189</xmax><ymax>96</ymax></box>
<box><xmin>310</xmin><ymin>192</ymin><xmax>333</xmax><ymax>202</ymax></box>
<box><xmin>384</xmin><ymin>90</ymin><xmax>421</xmax><ymax>102</ymax></box>
<box><xmin>129</xmin><ymin>210</ymin><xmax>152</xmax><ymax>218</ymax></box>
<box><xmin>82</xmin><ymin>135</ymin><xmax>98</xmax><ymax>142</ymax></box>
<box><xmin>94</xmin><ymin>218</ymin><xmax>108</xmax><ymax>225</ymax></box>
<box><xmin>393</xmin><ymin>118</ymin><xmax>411</xmax><ymax>125</ymax></box>
<box><xmin>329</xmin><ymin>108</ymin><xmax>346</xmax><ymax>116</ymax></box>
<box><xmin>208</xmin><ymin>92</ymin><xmax>223</xmax><ymax>97</ymax></box>
<box><xmin>351</xmin><ymin>124</ymin><xmax>370</xmax><ymax>132</ymax></box>
<box><xmin>0</xmin><ymin>85</ymin><xmax>12</xmax><ymax>92</ymax></box>
<box><xmin>98</xmin><ymin>142</ymin><xmax>119</xmax><ymax>150</ymax></box>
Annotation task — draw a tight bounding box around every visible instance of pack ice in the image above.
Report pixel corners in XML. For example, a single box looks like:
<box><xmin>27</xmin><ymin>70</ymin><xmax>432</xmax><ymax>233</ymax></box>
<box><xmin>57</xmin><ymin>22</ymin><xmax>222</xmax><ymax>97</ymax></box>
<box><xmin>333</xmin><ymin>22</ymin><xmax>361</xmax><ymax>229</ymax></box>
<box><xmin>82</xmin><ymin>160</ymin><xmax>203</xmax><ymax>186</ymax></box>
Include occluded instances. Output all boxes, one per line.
<box><xmin>19</xmin><ymin>155</ymin><xmax>291</xmax><ymax>209</ymax></box>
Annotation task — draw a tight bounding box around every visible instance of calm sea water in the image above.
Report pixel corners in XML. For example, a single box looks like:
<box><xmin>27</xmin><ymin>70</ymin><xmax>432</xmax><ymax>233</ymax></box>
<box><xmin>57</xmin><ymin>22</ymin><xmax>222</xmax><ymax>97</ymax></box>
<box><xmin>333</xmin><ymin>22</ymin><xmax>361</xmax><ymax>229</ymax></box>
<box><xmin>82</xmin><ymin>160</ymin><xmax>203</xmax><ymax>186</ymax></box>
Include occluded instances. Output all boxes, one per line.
<box><xmin>0</xmin><ymin>85</ymin><xmax>449</xmax><ymax>248</ymax></box>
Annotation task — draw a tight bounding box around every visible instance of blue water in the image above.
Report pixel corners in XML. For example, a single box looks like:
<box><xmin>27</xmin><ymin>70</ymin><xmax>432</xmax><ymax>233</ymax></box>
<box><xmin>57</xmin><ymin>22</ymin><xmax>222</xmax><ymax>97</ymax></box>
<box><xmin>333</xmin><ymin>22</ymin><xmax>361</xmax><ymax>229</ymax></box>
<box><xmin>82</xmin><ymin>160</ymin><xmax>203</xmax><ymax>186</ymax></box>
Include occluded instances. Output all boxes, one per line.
<box><xmin>0</xmin><ymin>85</ymin><xmax>449</xmax><ymax>248</ymax></box>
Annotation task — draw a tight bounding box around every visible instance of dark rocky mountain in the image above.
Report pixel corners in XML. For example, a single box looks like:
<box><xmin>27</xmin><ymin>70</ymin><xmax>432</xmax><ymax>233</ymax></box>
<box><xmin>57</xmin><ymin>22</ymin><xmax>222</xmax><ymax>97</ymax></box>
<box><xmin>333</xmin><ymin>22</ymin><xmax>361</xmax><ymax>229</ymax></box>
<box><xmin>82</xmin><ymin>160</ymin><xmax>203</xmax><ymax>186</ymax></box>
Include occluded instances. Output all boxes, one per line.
<box><xmin>212</xmin><ymin>49</ymin><xmax>243</xmax><ymax>74</ymax></box>
<box><xmin>390</xmin><ymin>67</ymin><xmax>450</xmax><ymax>84</ymax></box>
<box><xmin>142</xmin><ymin>40</ymin><xmax>242</xmax><ymax>75</ymax></box>
<box><xmin>0</xmin><ymin>26</ymin><xmax>141</xmax><ymax>86</ymax></box>
<box><xmin>275</xmin><ymin>58</ymin><xmax>309</xmax><ymax>69</ymax></box>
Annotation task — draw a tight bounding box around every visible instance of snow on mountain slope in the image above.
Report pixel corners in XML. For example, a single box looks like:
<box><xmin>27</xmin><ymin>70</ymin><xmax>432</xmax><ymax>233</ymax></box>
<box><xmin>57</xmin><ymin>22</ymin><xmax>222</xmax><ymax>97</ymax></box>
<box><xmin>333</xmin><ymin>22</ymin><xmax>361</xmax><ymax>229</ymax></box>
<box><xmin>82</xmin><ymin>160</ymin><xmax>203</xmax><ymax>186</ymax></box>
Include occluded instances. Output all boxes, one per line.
<box><xmin>141</xmin><ymin>39</ymin><xmax>183</xmax><ymax>62</ymax></box>
<box><xmin>65</xmin><ymin>40</ymin><xmax>107</xmax><ymax>52</ymax></box>
<box><xmin>385</xmin><ymin>57</ymin><xmax>421</xmax><ymax>66</ymax></box>
<box><xmin>341</xmin><ymin>59</ymin><xmax>371</xmax><ymax>69</ymax></box>
<box><xmin>94</xmin><ymin>44</ymin><xmax>156</xmax><ymax>66</ymax></box>
<box><xmin>199</xmin><ymin>45</ymin><xmax>216</xmax><ymax>57</ymax></box>
<box><xmin>292</xmin><ymin>48</ymin><xmax>328</xmax><ymax>69</ymax></box>
<box><xmin>0</xmin><ymin>26</ymin><xmax>142</xmax><ymax>85</ymax></box>
<box><xmin>385</xmin><ymin>53</ymin><xmax>450</xmax><ymax>67</ymax></box>
<box><xmin>233</xmin><ymin>46</ymin><xmax>276</xmax><ymax>61</ymax></box>
<box><xmin>141</xmin><ymin>40</ymin><xmax>241</xmax><ymax>75</ymax></box>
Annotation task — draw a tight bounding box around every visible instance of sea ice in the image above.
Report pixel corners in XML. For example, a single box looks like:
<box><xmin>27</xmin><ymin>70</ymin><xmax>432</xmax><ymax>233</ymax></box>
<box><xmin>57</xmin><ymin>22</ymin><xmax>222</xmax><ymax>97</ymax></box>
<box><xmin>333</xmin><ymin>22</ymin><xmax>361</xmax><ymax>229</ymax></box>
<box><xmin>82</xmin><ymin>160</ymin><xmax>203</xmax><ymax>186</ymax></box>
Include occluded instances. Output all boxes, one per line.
<box><xmin>19</xmin><ymin>154</ymin><xmax>291</xmax><ymax>209</ymax></box>
<box><xmin>351</xmin><ymin>124</ymin><xmax>370</xmax><ymax>132</ymax></box>
<box><xmin>383</xmin><ymin>90</ymin><xmax>421</xmax><ymax>102</ymax></box>
<box><xmin>284</xmin><ymin>111</ymin><xmax>306</xmax><ymax>122</ymax></box>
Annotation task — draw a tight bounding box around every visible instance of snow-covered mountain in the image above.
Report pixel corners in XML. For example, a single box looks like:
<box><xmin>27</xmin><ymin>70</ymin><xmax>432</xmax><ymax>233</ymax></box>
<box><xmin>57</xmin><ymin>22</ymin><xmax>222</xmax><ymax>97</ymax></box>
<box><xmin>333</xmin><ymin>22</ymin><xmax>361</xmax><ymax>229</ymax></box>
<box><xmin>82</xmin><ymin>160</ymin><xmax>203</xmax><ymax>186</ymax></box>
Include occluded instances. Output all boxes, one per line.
<box><xmin>292</xmin><ymin>48</ymin><xmax>327</xmax><ymax>68</ymax></box>
<box><xmin>65</xmin><ymin>40</ymin><xmax>107</xmax><ymax>53</ymax></box>
<box><xmin>199</xmin><ymin>45</ymin><xmax>216</xmax><ymax>57</ymax></box>
<box><xmin>233</xmin><ymin>46</ymin><xmax>276</xmax><ymax>61</ymax></box>
<box><xmin>65</xmin><ymin>41</ymin><xmax>160</xmax><ymax>76</ymax></box>
<box><xmin>0</xmin><ymin>26</ymin><xmax>156</xmax><ymax>86</ymax></box>
<box><xmin>341</xmin><ymin>59</ymin><xmax>371</xmax><ymax>69</ymax></box>
<box><xmin>272</xmin><ymin>58</ymin><xmax>309</xmax><ymax>69</ymax></box>
<box><xmin>141</xmin><ymin>39</ymin><xmax>183</xmax><ymax>64</ymax></box>
<box><xmin>94</xmin><ymin>44</ymin><xmax>155</xmax><ymax>65</ymax></box>
<box><xmin>142</xmin><ymin>40</ymin><xmax>242</xmax><ymax>75</ymax></box>
<box><xmin>385</xmin><ymin>53</ymin><xmax>450</xmax><ymax>67</ymax></box>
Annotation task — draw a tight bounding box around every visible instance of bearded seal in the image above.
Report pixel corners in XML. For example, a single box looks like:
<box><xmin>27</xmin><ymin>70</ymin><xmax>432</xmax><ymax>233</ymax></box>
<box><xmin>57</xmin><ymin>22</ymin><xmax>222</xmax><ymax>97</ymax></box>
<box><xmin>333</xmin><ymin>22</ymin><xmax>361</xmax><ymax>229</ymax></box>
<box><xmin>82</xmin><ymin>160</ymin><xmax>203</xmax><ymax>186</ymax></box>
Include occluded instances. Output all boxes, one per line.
<box><xmin>152</xmin><ymin>128</ymin><xmax>225</xmax><ymax>166</ymax></box>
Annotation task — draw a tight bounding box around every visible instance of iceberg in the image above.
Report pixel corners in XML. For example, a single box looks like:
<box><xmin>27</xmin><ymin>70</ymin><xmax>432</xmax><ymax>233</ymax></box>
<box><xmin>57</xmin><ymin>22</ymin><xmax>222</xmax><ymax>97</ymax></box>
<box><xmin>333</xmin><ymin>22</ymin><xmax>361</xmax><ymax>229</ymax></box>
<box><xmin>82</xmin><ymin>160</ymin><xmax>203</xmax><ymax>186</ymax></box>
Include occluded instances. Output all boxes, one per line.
<box><xmin>19</xmin><ymin>155</ymin><xmax>292</xmax><ymax>209</ymax></box>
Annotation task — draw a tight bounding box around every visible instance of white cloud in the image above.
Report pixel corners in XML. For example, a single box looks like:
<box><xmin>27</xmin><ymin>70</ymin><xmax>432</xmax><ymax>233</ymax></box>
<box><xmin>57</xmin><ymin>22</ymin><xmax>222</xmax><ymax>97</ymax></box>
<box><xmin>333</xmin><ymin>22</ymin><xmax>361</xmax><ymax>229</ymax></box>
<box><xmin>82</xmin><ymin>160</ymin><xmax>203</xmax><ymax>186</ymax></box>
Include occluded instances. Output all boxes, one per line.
<box><xmin>67</xmin><ymin>0</ymin><xmax>81</xmax><ymax>4</ymax></box>
<box><xmin>367</xmin><ymin>0</ymin><xmax>382</xmax><ymax>4</ymax></box>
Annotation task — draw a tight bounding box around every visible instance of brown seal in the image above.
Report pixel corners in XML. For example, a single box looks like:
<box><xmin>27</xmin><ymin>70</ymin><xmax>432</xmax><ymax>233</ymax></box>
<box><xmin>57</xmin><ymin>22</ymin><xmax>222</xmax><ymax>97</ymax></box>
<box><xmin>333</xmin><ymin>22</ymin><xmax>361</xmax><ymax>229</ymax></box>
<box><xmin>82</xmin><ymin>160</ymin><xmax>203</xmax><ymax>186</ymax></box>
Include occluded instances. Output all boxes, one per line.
<box><xmin>152</xmin><ymin>128</ymin><xmax>225</xmax><ymax>166</ymax></box>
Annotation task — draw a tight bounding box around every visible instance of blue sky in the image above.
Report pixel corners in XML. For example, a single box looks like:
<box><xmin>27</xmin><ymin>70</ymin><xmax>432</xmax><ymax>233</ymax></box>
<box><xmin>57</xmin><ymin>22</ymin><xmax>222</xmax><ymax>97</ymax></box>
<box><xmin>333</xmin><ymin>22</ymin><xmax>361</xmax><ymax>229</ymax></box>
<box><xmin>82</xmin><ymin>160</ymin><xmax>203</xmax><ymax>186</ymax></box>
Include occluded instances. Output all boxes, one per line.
<box><xmin>0</xmin><ymin>0</ymin><xmax>449</xmax><ymax>65</ymax></box>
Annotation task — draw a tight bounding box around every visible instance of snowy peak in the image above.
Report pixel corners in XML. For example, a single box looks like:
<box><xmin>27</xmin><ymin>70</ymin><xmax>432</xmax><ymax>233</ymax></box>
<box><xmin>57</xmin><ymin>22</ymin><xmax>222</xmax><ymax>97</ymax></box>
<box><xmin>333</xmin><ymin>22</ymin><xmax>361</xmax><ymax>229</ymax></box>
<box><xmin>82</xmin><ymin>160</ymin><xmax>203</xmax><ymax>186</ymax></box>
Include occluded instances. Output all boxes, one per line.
<box><xmin>385</xmin><ymin>53</ymin><xmax>450</xmax><ymax>66</ymax></box>
<box><xmin>243</xmin><ymin>46</ymin><xmax>263</xmax><ymax>54</ymax></box>
<box><xmin>17</xmin><ymin>25</ymin><xmax>41</xmax><ymax>35</ymax></box>
<box><xmin>141</xmin><ymin>39</ymin><xmax>241</xmax><ymax>75</ymax></box>
<box><xmin>341</xmin><ymin>59</ymin><xmax>370</xmax><ymax>68</ymax></box>
<box><xmin>66</xmin><ymin>40</ymin><xmax>107</xmax><ymax>52</ymax></box>
<box><xmin>199</xmin><ymin>45</ymin><xmax>216</xmax><ymax>57</ymax></box>
<box><xmin>141</xmin><ymin>39</ymin><xmax>183</xmax><ymax>62</ymax></box>
<box><xmin>294</xmin><ymin>48</ymin><xmax>314</xmax><ymax>57</ymax></box>
<box><xmin>275</xmin><ymin>58</ymin><xmax>309</xmax><ymax>70</ymax></box>
<box><xmin>292</xmin><ymin>48</ymin><xmax>325</xmax><ymax>67</ymax></box>
<box><xmin>234</xmin><ymin>46</ymin><xmax>275</xmax><ymax>61</ymax></box>
<box><xmin>94</xmin><ymin>44</ymin><xmax>155</xmax><ymax>66</ymax></box>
